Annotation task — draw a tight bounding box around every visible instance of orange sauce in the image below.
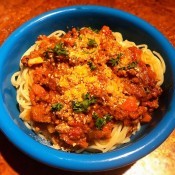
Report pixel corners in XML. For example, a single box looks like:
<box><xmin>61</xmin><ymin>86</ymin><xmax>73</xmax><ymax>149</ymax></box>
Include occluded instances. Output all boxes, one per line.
<box><xmin>18</xmin><ymin>26</ymin><xmax>162</xmax><ymax>151</ymax></box>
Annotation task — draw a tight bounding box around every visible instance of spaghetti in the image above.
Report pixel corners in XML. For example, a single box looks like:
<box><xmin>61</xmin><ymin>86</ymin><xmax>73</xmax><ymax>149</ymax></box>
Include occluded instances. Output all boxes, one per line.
<box><xmin>11</xmin><ymin>26</ymin><xmax>165</xmax><ymax>152</ymax></box>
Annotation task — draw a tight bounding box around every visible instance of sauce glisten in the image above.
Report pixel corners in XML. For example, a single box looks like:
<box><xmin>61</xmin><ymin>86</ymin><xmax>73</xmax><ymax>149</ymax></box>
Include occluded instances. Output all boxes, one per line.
<box><xmin>21</xmin><ymin>26</ymin><xmax>162</xmax><ymax>151</ymax></box>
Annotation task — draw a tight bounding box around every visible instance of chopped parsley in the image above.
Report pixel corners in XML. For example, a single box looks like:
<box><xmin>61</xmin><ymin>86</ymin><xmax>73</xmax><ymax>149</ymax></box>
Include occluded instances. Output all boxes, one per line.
<box><xmin>87</xmin><ymin>38</ymin><xmax>98</xmax><ymax>47</ymax></box>
<box><xmin>119</xmin><ymin>61</ymin><xmax>138</xmax><ymax>70</ymax></box>
<box><xmin>107</xmin><ymin>53</ymin><xmax>123</xmax><ymax>67</ymax></box>
<box><xmin>51</xmin><ymin>103</ymin><xmax>64</xmax><ymax>111</ymax></box>
<box><xmin>88</xmin><ymin>27</ymin><xmax>99</xmax><ymax>33</ymax></box>
<box><xmin>127</xmin><ymin>61</ymin><xmax>138</xmax><ymax>69</ymax></box>
<box><xmin>92</xmin><ymin>112</ymin><xmax>98</xmax><ymax>119</ymax></box>
<box><xmin>53</xmin><ymin>43</ymin><xmax>68</xmax><ymax>56</ymax></box>
<box><xmin>87</xmin><ymin>61</ymin><xmax>96</xmax><ymax>71</ymax></box>
<box><xmin>72</xmin><ymin>93</ymin><xmax>97</xmax><ymax>113</ymax></box>
<box><xmin>43</xmin><ymin>43</ymin><xmax>68</xmax><ymax>59</ymax></box>
<box><xmin>93</xmin><ymin>113</ymin><xmax>113</xmax><ymax>130</ymax></box>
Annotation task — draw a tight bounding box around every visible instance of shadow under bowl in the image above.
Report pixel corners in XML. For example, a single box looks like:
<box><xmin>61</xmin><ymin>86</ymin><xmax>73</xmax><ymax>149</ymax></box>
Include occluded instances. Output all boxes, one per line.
<box><xmin>0</xmin><ymin>5</ymin><xmax>175</xmax><ymax>172</ymax></box>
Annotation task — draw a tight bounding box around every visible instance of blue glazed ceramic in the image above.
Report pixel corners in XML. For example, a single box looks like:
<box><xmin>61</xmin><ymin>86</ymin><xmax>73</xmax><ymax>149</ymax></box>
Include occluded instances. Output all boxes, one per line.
<box><xmin>0</xmin><ymin>5</ymin><xmax>175</xmax><ymax>172</ymax></box>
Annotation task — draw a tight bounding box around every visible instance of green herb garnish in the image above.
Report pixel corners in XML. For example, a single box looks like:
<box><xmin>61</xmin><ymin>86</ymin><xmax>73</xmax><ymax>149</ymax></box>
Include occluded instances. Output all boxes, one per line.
<box><xmin>51</xmin><ymin>103</ymin><xmax>64</xmax><ymax>111</ymax></box>
<box><xmin>119</xmin><ymin>61</ymin><xmax>138</xmax><ymax>70</ymax></box>
<box><xmin>84</xmin><ymin>93</ymin><xmax>97</xmax><ymax>104</ymax></box>
<box><xmin>107</xmin><ymin>53</ymin><xmax>123</xmax><ymax>67</ymax></box>
<box><xmin>72</xmin><ymin>93</ymin><xmax>97</xmax><ymax>113</ymax></box>
<box><xmin>93</xmin><ymin>113</ymin><xmax>113</xmax><ymax>130</ymax></box>
<box><xmin>92</xmin><ymin>112</ymin><xmax>98</xmax><ymax>119</ymax></box>
<box><xmin>88</xmin><ymin>27</ymin><xmax>99</xmax><ymax>33</ymax></box>
<box><xmin>87</xmin><ymin>61</ymin><xmax>96</xmax><ymax>71</ymax></box>
<box><xmin>43</xmin><ymin>43</ymin><xmax>68</xmax><ymax>59</ymax></box>
<box><xmin>95</xmin><ymin>118</ymin><xmax>106</xmax><ymax>130</ymax></box>
<box><xmin>87</xmin><ymin>38</ymin><xmax>98</xmax><ymax>47</ymax></box>
<box><xmin>53</xmin><ymin>43</ymin><xmax>68</xmax><ymax>56</ymax></box>
<box><xmin>127</xmin><ymin>61</ymin><xmax>137</xmax><ymax>69</ymax></box>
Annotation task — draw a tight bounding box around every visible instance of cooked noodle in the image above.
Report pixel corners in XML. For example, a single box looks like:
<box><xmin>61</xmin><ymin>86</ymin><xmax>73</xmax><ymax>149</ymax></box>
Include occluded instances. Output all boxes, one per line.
<box><xmin>11</xmin><ymin>26</ymin><xmax>165</xmax><ymax>152</ymax></box>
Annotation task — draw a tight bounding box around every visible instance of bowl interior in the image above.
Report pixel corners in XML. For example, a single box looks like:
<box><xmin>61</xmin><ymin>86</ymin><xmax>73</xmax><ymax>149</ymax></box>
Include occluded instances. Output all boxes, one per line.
<box><xmin>0</xmin><ymin>5</ymin><xmax>175</xmax><ymax>171</ymax></box>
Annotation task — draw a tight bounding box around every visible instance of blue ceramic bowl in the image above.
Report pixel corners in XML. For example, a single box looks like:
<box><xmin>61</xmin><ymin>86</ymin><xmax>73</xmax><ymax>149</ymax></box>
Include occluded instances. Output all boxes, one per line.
<box><xmin>0</xmin><ymin>5</ymin><xmax>175</xmax><ymax>172</ymax></box>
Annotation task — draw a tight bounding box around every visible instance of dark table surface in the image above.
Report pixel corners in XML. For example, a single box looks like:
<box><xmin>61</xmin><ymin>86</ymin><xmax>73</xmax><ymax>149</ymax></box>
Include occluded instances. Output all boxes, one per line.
<box><xmin>0</xmin><ymin>0</ymin><xmax>175</xmax><ymax>175</ymax></box>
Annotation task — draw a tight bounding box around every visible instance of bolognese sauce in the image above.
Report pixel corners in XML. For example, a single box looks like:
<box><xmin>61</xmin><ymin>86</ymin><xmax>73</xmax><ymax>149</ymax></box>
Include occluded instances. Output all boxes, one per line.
<box><xmin>12</xmin><ymin>26</ymin><xmax>164</xmax><ymax>152</ymax></box>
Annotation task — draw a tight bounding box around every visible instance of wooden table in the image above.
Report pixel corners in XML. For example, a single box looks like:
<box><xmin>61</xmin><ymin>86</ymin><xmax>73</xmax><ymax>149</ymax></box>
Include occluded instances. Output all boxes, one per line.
<box><xmin>0</xmin><ymin>0</ymin><xmax>175</xmax><ymax>174</ymax></box>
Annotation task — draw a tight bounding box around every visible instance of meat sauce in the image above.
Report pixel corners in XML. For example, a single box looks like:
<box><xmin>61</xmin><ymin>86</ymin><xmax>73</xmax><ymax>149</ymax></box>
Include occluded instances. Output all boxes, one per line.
<box><xmin>21</xmin><ymin>26</ymin><xmax>162</xmax><ymax>151</ymax></box>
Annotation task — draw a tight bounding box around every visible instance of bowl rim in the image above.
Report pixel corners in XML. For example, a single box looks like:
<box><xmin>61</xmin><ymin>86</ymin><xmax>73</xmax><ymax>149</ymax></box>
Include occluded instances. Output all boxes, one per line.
<box><xmin>0</xmin><ymin>5</ymin><xmax>175</xmax><ymax>172</ymax></box>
